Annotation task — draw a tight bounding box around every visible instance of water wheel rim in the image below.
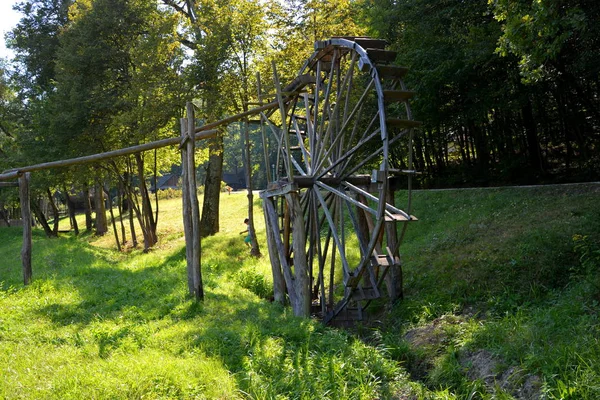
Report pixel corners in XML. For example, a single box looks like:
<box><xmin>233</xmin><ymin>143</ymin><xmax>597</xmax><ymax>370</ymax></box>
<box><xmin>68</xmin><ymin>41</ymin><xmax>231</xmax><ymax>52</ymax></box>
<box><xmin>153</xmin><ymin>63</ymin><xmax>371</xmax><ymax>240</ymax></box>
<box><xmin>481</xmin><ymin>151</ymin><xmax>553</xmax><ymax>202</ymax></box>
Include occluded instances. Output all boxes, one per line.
<box><xmin>270</xmin><ymin>37</ymin><xmax>416</xmax><ymax>322</ymax></box>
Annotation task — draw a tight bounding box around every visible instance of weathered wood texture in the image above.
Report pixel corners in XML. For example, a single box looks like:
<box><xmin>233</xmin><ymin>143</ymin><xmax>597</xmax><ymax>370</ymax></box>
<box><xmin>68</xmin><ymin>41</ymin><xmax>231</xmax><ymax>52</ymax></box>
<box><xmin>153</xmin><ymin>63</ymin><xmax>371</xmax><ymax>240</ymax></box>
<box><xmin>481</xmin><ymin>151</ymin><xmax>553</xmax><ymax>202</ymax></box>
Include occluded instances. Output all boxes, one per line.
<box><xmin>0</xmin><ymin>130</ymin><xmax>217</xmax><ymax>181</ymax></box>
<box><xmin>18</xmin><ymin>173</ymin><xmax>32</xmax><ymax>285</ymax></box>
<box><xmin>184</xmin><ymin>103</ymin><xmax>203</xmax><ymax>301</ymax></box>
<box><xmin>284</xmin><ymin>191</ymin><xmax>311</xmax><ymax>317</ymax></box>
<box><xmin>180</xmin><ymin>118</ymin><xmax>195</xmax><ymax>298</ymax></box>
<box><xmin>260</xmin><ymin>37</ymin><xmax>418</xmax><ymax>324</ymax></box>
<box><xmin>261</xmin><ymin>197</ymin><xmax>286</xmax><ymax>304</ymax></box>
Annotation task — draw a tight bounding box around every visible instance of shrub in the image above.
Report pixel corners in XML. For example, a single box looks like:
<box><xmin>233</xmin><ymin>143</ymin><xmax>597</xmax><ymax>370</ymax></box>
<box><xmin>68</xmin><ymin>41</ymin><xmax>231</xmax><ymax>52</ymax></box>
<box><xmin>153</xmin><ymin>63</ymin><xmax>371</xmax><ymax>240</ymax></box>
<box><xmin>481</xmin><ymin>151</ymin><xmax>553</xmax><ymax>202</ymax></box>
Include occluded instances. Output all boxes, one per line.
<box><xmin>232</xmin><ymin>267</ymin><xmax>273</xmax><ymax>299</ymax></box>
<box><xmin>156</xmin><ymin>188</ymin><xmax>182</xmax><ymax>200</ymax></box>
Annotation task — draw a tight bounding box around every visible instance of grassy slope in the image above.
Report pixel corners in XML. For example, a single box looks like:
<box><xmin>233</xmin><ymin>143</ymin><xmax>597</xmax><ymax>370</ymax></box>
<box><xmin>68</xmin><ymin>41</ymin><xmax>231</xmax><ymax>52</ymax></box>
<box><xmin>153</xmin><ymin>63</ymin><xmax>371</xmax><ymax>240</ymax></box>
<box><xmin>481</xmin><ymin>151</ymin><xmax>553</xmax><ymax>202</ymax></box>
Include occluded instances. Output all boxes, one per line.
<box><xmin>387</xmin><ymin>183</ymin><xmax>600</xmax><ymax>398</ymax></box>
<box><xmin>0</xmin><ymin>193</ymin><xmax>417</xmax><ymax>399</ymax></box>
<box><xmin>0</xmin><ymin>185</ymin><xmax>599</xmax><ymax>399</ymax></box>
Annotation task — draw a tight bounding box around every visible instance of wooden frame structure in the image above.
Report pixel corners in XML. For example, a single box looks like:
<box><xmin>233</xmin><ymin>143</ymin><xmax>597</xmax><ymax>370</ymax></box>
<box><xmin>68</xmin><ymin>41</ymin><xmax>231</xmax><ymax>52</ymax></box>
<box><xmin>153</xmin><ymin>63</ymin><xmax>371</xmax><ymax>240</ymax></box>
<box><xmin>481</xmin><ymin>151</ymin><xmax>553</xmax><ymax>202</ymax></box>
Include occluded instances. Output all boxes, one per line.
<box><xmin>0</xmin><ymin>117</ymin><xmax>218</xmax><ymax>292</ymax></box>
<box><xmin>259</xmin><ymin>37</ymin><xmax>420</xmax><ymax>324</ymax></box>
<box><xmin>1</xmin><ymin>38</ymin><xmax>419</xmax><ymax>325</ymax></box>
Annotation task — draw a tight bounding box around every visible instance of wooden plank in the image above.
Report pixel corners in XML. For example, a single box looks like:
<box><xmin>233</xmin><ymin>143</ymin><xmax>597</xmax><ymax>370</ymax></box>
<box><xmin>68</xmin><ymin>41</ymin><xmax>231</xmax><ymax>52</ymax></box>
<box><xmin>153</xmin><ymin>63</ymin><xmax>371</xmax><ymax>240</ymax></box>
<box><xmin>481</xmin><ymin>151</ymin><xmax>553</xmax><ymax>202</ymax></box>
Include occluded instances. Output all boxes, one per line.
<box><xmin>263</xmin><ymin>196</ymin><xmax>298</xmax><ymax>305</ymax></box>
<box><xmin>331</xmin><ymin>36</ymin><xmax>387</xmax><ymax>49</ymax></box>
<box><xmin>0</xmin><ymin>130</ymin><xmax>217</xmax><ymax>181</ymax></box>
<box><xmin>376</xmin><ymin>65</ymin><xmax>409</xmax><ymax>79</ymax></box>
<box><xmin>272</xmin><ymin>61</ymin><xmax>294</xmax><ymax>183</ymax></box>
<box><xmin>384</xmin><ymin>213</ymin><xmax>418</xmax><ymax>222</ymax></box>
<box><xmin>193</xmin><ymin>102</ymin><xmax>279</xmax><ymax>134</ymax></box>
<box><xmin>0</xmin><ymin>171</ymin><xmax>19</xmax><ymax>181</ymax></box>
<box><xmin>354</xmin><ymin>38</ymin><xmax>387</xmax><ymax>49</ymax></box>
<box><xmin>282</xmin><ymin>74</ymin><xmax>316</xmax><ymax>94</ymax></box>
<box><xmin>19</xmin><ymin>173</ymin><xmax>32</xmax><ymax>285</ymax></box>
<box><xmin>343</xmin><ymin>180</ymin><xmax>412</xmax><ymax>219</ymax></box>
<box><xmin>316</xmin><ymin>181</ymin><xmax>377</xmax><ymax>218</ymax></box>
<box><xmin>383</xmin><ymin>90</ymin><xmax>416</xmax><ymax>103</ymax></box>
<box><xmin>366</xmin><ymin>48</ymin><xmax>397</xmax><ymax>63</ymax></box>
<box><xmin>261</xmin><ymin>181</ymin><xmax>298</xmax><ymax>199</ymax></box>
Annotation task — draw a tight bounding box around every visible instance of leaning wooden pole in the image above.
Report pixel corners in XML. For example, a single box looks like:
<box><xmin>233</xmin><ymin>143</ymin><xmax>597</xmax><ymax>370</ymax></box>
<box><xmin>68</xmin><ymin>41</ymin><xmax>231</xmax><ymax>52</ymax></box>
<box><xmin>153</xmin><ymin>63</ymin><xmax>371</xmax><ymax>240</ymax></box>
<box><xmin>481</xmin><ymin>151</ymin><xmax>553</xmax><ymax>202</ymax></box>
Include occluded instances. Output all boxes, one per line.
<box><xmin>186</xmin><ymin>102</ymin><xmax>203</xmax><ymax>301</ymax></box>
<box><xmin>262</xmin><ymin>198</ymin><xmax>286</xmax><ymax>304</ymax></box>
<box><xmin>18</xmin><ymin>173</ymin><xmax>32</xmax><ymax>285</ymax></box>
<box><xmin>285</xmin><ymin>191</ymin><xmax>311</xmax><ymax>317</ymax></box>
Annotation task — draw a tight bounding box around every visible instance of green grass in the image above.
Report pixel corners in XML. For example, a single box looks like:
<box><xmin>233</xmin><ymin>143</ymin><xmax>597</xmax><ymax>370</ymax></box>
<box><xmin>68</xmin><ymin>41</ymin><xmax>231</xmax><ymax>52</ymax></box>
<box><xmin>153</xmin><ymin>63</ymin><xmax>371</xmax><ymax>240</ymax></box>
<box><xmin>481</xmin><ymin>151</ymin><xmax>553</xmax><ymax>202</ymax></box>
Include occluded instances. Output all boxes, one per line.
<box><xmin>384</xmin><ymin>183</ymin><xmax>600</xmax><ymax>398</ymax></box>
<box><xmin>0</xmin><ymin>193</ymin><xmax>420</xmax><ymax>399</ymax></box>
<box><xmin>1</xmin><ymin>184</ymin><xmax>599</xmax><ymax>399</ymax></box>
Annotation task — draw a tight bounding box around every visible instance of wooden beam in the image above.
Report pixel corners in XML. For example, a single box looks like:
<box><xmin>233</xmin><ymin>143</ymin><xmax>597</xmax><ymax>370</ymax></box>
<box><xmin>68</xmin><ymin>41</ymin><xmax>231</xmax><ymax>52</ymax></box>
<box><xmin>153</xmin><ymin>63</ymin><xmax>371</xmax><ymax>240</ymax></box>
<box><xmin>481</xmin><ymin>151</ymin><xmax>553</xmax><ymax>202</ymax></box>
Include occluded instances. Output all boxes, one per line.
<box><xmin>187</xmin><ymin>103</ymin><xmax>203</xmax><ymax>301</ymax></box>
<box><xmin>285</xmin><ymin>191</ymin><xmax>311</xmax><ymax>317</ymax></box>
<box><xmin>263</xmin><ymin>196</ymin><xmax>298</xmax><ymax>304</ymax></box>
<box><xmin>19</xmin><ymin>173</ymin><xmax>32</xmax><ymax>285</ymax></box>
<box><xmin>0</xmin><ymin>130</ymin><xmax>217</xmax><ymax>181</ymax></box>
<box><xmin>180</xmin><ymin>118</ymin><xmax>194</xmax><ymax>297</ymax></box>
<box><xmin>262</xmin><ymin>199</ymin><xmax>286</xmax><ymax>304</ymax></box>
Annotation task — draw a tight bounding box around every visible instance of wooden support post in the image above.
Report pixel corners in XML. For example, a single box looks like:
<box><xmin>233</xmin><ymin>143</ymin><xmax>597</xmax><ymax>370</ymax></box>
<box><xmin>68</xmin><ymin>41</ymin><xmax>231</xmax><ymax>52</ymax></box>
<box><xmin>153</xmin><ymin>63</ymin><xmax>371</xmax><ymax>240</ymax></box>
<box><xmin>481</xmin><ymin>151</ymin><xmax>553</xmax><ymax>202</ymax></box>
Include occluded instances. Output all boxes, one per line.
<box><xmin>384</xmin><ymin>188</ymin><xmax>403</xmax><ymax>301</ymax></box>
<box><xmin>284</xmin><ymin>191</ymin><xmax>311</xmax><ymax>317</ymax></box>
<box><xmin>262</xmin><ymin>194</ymin><xmax>300</xmax><ymax>310</ymax></box>
<box><xmin>262</xmin><ymin>198</ymin><xmax>286</xmax><ymax>304</ymax></box>
<box><xmin>272</xmin><ymin>61</ymin><xmax>294</xmax><ymax>183</ymax></box>
<box><xmin>186</xmin><ymin>103</ymin><xmax>203</xmax><ymax>301</ymax></box>
<box><xmin>180</xmin><ymin>118</ymin><xmax>195</xmax><ymax>297</ymax></box>
<box><xmin>19</xmin><ymin>173</ymin><xmax>32</xmax><ymax>285</ymax></box>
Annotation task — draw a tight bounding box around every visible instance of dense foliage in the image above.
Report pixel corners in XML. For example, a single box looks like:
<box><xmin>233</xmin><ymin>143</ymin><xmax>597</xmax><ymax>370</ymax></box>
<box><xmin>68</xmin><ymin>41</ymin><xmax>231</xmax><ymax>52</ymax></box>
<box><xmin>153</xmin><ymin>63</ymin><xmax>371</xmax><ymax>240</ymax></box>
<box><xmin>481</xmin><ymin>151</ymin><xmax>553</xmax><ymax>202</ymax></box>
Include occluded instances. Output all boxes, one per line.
<box><xmin>1</xmin><ymin>0</ymin><xmax>598</xmax><ymax>236</ymax></box>
<box><xmin>362</xmin><ymin>0</ymin><xmax>600</xmax><ymax>186</ymax></box>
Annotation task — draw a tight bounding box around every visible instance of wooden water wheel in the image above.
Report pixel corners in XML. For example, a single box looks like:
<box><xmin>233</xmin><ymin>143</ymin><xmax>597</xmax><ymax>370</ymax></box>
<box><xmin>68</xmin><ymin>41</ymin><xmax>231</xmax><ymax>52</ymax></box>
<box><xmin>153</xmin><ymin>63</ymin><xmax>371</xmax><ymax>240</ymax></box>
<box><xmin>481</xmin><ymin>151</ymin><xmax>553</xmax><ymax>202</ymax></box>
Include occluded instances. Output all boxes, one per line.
<box><xmin>260</xmin><ymin>37</ymin><xmax>420</xmax><ymax>324</ymax></box>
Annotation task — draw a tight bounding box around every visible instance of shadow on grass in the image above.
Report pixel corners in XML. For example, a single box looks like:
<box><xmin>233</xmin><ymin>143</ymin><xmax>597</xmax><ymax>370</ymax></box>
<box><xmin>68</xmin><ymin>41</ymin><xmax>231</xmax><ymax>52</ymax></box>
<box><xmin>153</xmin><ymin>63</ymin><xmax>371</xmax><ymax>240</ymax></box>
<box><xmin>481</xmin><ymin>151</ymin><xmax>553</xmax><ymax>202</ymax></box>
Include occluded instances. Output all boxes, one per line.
<box><xmin>1</xmin><ymin>221</ymin><xmax>406</xmax><ymax>398</ymax></box>
<box><xmin>23</xmin><ymin>234</ymin><xmax>193</xmax><ymax>327</ymax></box>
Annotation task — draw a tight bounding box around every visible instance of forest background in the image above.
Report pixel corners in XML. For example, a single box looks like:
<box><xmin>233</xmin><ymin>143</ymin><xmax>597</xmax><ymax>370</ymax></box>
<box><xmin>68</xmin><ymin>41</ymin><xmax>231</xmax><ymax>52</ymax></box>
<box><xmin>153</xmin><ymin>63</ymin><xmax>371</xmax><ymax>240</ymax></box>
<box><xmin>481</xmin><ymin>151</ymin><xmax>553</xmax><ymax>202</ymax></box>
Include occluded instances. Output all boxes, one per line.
<box><xmin>0</xmin><ymin>0</ymin><xmax>598</xmax><ymax>244</ymax></box>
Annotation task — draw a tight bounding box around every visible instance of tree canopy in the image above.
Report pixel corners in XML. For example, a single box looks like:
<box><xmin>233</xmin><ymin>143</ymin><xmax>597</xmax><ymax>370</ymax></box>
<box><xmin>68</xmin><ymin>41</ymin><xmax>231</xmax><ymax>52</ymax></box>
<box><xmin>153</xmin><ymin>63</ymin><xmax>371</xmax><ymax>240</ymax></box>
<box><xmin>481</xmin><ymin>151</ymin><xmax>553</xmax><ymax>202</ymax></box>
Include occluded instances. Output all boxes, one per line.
<box><xmin>2</xmin><ymin>0</ymin><xmax>598</xmax><ymax>223</ymax></box>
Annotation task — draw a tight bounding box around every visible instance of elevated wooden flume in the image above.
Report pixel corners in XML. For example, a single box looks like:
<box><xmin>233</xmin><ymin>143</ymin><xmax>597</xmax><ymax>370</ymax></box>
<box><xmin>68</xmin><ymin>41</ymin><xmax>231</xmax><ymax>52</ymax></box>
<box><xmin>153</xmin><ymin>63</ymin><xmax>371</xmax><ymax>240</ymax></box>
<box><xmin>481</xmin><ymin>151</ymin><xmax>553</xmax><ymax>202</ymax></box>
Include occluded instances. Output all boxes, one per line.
<box><xmin>2</xmin><ymin>37</ymin><xmax>420</xmax><ymax>325</ymax></box>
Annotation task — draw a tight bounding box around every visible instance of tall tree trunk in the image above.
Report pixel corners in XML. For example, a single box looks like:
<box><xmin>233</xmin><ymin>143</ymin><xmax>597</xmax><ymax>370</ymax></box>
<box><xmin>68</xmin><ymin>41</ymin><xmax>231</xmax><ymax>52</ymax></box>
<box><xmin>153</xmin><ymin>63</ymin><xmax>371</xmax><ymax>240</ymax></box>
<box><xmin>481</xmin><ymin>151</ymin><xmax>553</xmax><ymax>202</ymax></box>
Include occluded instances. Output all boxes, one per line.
<box><xmin>122</xmin><ymin>169</ymin><xmax>138</xmax><ymax>248</ymax></box>
<box><xmin>46</xmin><ymin>188</ymin><xmax>60</xmax><ymax>235</ymax></box>
<box><xmin>129</xmin><ymin>194</ymin><xmax>138</xmax><ymax>248</ymax></box>
<box><xmin>94</xmin><ymin>183</ymin><xmax>108</xmax><ymax>236</ymax></box>
<box><xmin>105</xmin><ymin>183</ymin><xmax>121</xmax><ymax>252</ymax></box>
<box><xmin>153</xmin><ymin>149</ymin><xmax>159</xmax><ymax>229</ymax></box>
<box><xmin>31</xmin><ymin>199</ymin><xmax>55</xmax><ymax>238</ymax></box>
<box><xmin>243</xmin><ymin>119</ymin><xmax>261</xmax><ymax>257</ymax></box>
<box><xmin>134</xmin><ymin>152</ymin><xmax>157</xmax><ymax>250</ymax></box>
<box><xmin>201</xmin><ymin>131</ymin><xmax>224</xmax><ymax>237</ymax></box>
<box><xmin>0</xmin><ymin>205</ymin><xmax>10</xmax><ymax>227</ymax></box>
<box><xmin>521</xmin><ymin>99</ymin><xmax>545</xmax><ymax>176</ymax></box>
<box><xmin>83</xmin><ymin>185</ymin><xmax>93</xmax><ymax>232</ymax></box>
<box><xmin>117</xmin><ymin>181</ymin><xmax>127</xmax><ymax>246</ymax></box>
<box><xmin>63</xmin><ymin>187</ymin><xmax>79</xmax><ymax>235</ymax></box>
<box><xmin>469</xmin><ymin>120</ymin><xmax>489</xmax><ymax>183</ymax></box>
